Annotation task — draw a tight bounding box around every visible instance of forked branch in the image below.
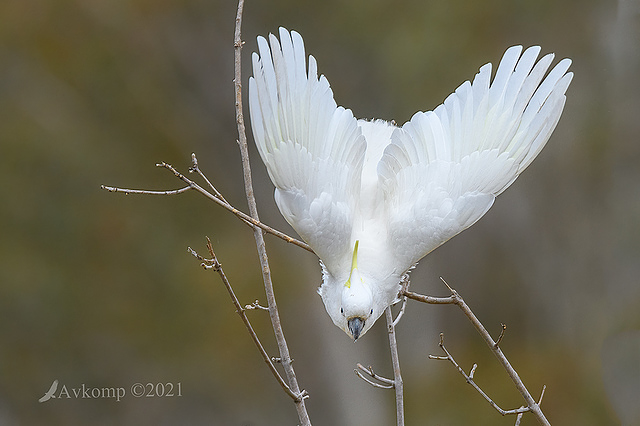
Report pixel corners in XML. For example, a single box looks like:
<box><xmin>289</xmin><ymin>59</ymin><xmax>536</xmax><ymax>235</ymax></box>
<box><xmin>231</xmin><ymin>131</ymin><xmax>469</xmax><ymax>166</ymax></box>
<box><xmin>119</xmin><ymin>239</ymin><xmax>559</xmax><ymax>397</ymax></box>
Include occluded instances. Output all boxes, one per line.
<box><xmin>187</xmin><ymin>238</ymin><xmax>304</xmax><ymax>402</ymax></box>
<box><xmin>101</xmin><ymin>157</ymin><xmax>312</xmax><ymax>253</ymax></box>
<box><xmin>355</xmin><ymin>363</ymin><xmax>395</xmax><ymax>389</ymax></box>
<box><xmin>355</xmin><ymin>299</ymin><xmax>406</xmax><ymax>426</ymax></box>
<box><xmin>429</xmin><ymin>332</ymin><xmax>546</xmax><ymax>422</ymax></box>
<box><xmin>232</xmin><ymin>0</ymin><xmax>310</xmax><ymax>423</ymax></box>
<box><xmin>402</xmin><ymin>278</ymin><xmax>550</xmax><ymax>426</ymax></box>
<box><xmin>101</xmin><ymin>0</ymin><xmax>312</xmax><ymax>423</ymax></box>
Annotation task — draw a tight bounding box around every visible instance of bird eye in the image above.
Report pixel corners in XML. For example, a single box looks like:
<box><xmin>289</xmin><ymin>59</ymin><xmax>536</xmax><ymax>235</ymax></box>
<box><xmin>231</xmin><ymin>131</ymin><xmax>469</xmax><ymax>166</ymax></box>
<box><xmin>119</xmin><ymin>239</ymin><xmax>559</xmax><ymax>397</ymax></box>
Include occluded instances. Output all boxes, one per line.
<box><xmin>370</xmin><ymin>309</ymin><xmax>373</xmax><ymax>315</ymax></box>
<box><xmin>340</xmin><ymin>308</ymin><xmax>344</xmax><ymax>315</ymax></box>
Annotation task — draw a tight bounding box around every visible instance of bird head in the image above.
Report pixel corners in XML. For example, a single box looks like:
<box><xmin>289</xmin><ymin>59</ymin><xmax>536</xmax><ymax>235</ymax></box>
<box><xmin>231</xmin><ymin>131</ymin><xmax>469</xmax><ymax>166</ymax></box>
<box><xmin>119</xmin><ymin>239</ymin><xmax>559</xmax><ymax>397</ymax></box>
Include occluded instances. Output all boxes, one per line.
<box><xmin>319</xmin><ymin>240</ymin><xmax>387</xmax><ymax>341</ymax></box>
<box><xmin>340</xmin><ymin>265</ymin><xmax>373</xmax><ymax>341</ymax></box>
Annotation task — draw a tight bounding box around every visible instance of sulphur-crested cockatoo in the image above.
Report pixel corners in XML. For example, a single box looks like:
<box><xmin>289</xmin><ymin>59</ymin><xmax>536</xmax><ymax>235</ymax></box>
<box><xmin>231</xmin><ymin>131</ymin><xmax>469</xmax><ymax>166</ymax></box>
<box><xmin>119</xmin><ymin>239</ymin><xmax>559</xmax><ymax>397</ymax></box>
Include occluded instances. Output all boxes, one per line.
<box><xmin>249</xmin><ymin>28</ymin><xmax>572</xmax><ymax>340</ymax></box>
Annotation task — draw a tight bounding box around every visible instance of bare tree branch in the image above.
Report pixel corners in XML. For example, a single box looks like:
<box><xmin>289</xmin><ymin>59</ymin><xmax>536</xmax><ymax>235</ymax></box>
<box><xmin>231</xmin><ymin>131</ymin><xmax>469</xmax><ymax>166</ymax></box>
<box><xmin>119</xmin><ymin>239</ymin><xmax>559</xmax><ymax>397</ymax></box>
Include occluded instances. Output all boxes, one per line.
<box><xmin>386</xmin><ymin>306</ymin><xmax>404</xmax><ymax>426</ymax></box>
<box><xmin>101</xmin><ymin>184</ymin><xmax>191</xmax><ymax>195</ymax></box>
<box><xmin>245</xmin><ymin>300</ymin><xmax>269</xmax><ymax>311</ymax></box>
<box><xmin>354</xmin><ymin>364</ymin><xmax>395</xmax><ymax>389</ymax></box>
<box><xmin>355</xmin><ymin>276</ymin><xmax>409</xmax><ymax>425</ymax></box>
<box><xmin>354</xmin><ymin>302</ymin><xmax>406</xmax><ymax>425</ymax></box>
<box><xmin>188</xmin><ymin>152</ymin><xmax>228</xmax><ymax>203</ymax></box>
<box><xmin>187</xmin><ymin>239</ymin><xmax>302</xmax><ymax>401</ymax></box>
<box><xmin>232</xmin><ymin>0</ymin><xmax>311</xmax><ymax>423</ymax></box>
<box><xmin>429</xmin><ymin>332</ymin><xmax>533</xmax><ymax>417</ymax></box>
<box><xmin>402</xmin><ymin>278</ymin><xmax>551</xmax><ymax>426</ymax></box>
<box><xmin>391</xmin><ymin>296</ymin><xmax>407</xmax><ymax>328</ymax></box>
<box><xmin>101</xmin><ymin>0</ymin><xmax>313</xmax><ymax>420</ymax></box>
<box><xmin>101</xmin><ymin>2</ymin><xmax>554</xmax><ymax>423</ymax></box>
<box><xmin>101</xmin><ymin>158</ymin><xmax>313</xmax><ymax>253</ymax></box>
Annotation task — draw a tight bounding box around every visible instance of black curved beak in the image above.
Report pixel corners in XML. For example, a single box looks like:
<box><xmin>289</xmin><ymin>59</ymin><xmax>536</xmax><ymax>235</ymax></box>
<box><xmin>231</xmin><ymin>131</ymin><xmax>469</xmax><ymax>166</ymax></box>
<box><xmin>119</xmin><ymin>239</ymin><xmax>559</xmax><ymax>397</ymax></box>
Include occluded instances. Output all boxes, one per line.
<box><xmin>348</xmin><ymin>317</ymin><xmax>365</xmax><ymax>341</ymax></box>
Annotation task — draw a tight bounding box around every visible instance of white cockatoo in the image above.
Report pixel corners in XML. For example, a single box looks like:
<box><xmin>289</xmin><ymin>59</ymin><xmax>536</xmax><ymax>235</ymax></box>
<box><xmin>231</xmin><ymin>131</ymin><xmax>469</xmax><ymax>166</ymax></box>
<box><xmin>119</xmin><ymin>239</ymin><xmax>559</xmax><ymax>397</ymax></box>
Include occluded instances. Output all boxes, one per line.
<box><xmin>249</xmin><ymin>28</ymin><xmax>572</xmax><ymax>340</ymax></box>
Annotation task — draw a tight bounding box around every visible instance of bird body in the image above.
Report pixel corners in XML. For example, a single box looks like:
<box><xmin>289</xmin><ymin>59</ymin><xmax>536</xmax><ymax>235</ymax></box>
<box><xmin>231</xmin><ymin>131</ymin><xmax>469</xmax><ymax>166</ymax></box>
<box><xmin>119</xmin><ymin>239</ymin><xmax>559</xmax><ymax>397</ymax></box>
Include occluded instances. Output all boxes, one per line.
<box><xmin>249</xmin><ymin>28</ymin><xmax>573</xmax><ymax>340</ymax></box>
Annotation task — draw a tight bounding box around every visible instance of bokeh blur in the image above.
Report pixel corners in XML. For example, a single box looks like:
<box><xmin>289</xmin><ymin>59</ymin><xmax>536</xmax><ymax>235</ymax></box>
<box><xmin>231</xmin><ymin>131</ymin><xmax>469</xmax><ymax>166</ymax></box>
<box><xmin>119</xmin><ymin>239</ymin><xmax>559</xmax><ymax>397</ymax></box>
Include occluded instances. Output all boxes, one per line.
<box><xmin>1</xmin><ymin>0</ymin><xmax>639</xmax><ymax>424</ymax></box>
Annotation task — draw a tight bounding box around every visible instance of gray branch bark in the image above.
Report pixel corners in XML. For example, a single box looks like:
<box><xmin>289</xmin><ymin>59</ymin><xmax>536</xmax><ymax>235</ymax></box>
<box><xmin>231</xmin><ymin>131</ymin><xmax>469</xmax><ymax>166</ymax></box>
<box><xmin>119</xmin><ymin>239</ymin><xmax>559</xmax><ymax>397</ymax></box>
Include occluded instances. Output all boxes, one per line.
<box><xmin>232</xmin><ymin>0</ymin><xmax>311</xmax><ymax>424</ymax></box>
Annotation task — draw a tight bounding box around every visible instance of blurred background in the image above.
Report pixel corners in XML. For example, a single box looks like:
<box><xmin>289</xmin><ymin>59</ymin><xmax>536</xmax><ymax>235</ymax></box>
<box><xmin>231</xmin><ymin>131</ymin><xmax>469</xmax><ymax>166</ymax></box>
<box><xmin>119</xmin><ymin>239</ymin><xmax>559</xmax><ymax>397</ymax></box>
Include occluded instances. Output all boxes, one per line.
<box><xmin>1</xmin><ymin>0</ymin><xmax>639</xmax><ymax>424</ymax></box>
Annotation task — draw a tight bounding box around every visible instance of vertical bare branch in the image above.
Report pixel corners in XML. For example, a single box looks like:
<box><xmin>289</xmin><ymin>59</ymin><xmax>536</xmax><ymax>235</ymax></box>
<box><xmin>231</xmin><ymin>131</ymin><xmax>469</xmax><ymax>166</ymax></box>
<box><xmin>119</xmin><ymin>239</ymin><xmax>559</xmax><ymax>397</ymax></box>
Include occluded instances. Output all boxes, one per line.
<box><xmin>386</xmin><ymin>306</ymin><xmax>404</xmax><ymax>426</ymax></box>
<box><xmin>232</xmin><ymin>1</ymin><xmax>311</xmax><ymax>424</ymax></box>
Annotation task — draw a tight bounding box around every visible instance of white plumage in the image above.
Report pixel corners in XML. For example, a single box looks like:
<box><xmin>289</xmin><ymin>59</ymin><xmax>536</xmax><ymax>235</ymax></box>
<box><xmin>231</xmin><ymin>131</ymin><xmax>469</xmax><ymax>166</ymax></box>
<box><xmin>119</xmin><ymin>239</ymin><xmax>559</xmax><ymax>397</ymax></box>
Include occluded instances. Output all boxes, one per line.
<box><xmin>249</xmin><ymin>28</ymin><xmax>573</xmax><ymax>340</ymax></box>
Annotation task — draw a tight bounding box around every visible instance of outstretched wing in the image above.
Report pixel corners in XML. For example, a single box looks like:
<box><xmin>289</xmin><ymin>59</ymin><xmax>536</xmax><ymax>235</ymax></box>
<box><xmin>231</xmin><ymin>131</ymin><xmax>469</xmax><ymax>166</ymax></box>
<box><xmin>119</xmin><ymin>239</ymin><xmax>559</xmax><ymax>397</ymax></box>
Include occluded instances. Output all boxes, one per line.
<box><xmin>249</xmin><ymin>28</ymin><xmax>365</xmax><ymax>274</ymax></box>
<box><xmin>378</xmin><ymin>46</ymin><xmax>573</xmax><ymax>271</ymax></box>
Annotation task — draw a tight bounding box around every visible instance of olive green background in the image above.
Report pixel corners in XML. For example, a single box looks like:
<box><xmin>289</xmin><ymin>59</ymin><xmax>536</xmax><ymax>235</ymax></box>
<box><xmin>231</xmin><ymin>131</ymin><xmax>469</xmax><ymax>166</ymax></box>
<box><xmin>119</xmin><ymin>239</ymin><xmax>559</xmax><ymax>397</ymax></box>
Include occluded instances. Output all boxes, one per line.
<box><xmin>1</xmin><ymin>0</ymin><xmax>639</xmax><ymax>424</ymax></box>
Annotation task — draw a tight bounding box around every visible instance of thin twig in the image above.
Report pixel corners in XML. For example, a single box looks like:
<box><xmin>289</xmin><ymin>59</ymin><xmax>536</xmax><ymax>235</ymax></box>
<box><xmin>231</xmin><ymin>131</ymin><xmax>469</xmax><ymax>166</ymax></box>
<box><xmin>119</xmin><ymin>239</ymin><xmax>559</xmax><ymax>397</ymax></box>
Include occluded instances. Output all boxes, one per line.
<box><xmin>189</xmin><ymin>152</ymin><xmax>229</xmax><ymax>203</ymax></box>
<box><xmin>245</xmin><ymin>300</ymin><xmax>269</xmax><ymax>311</ymax></box>
<box><xmin>391</xmin><ymin>296</ymin><xmax>408</xmax><ymax>328</ymax></box>
<box><xmin>101</xmin><ymin>159</ymin><xmax>313</xmax><ymax>253</ymax></box>
<box><xmin>429</xmin><ymin>333</ymin><xmax>531</xmax><ymax>416</ymax></box>
<box><xmin>101</xmin><ymin>185</ymin><xmax>191</xmax><ymax>195</ymax></box>
<box><xmin>538</xmin><ymin>385</ymin><xmax>547</xmax><ymax>405</ymax></box>
<box><xmin>185</xmin><ymin>156</ymin><xmax>312</xmax><ymax>252</ymax></box>
<box><xmin>402</xmin><ymin>289</ymin><xmax>455</xmax><ymax>305</ymax></box>
<box><xmin>188</xmin><ymin>239</ymin><xmax>300</xmax><ymax>401</ymax></box>
<box><xmin>495</xmin><ymin>323</ymin><xmax>507</xmax><ymax>348</ymax></box>
<box><xmin>354</xmin><ymin>364</ymin><xmax>395</xmax><ymax>389</ymax></box>
<box><xmin>402</xmin><ymin>279</ymin><xmax>550</xmax><ymax>426</ymax></box>
<box><xmin>164</xmin><ymin>160</ymin><xmax>312</xmax><ymax>253</ymax></box>
<box><xmin>232</xmin><ymin>0</ymin><xmax>310</xmax><ymax>423</ymax></box>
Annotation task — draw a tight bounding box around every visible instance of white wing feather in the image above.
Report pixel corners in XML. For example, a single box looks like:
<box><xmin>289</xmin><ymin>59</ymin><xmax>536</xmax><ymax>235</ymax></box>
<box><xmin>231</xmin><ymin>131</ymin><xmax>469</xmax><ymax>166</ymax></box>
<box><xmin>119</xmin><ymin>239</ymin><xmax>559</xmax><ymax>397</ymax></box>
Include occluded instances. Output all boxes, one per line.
<box><xmin>379</xmin><ymin>46</ymin><xmax>573</xmax><ymax>271</ymax></box>
<box><xmin>249</xmin><ymin>28</ymin><xmax>366</xmax><ymax>274</ymax></box>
